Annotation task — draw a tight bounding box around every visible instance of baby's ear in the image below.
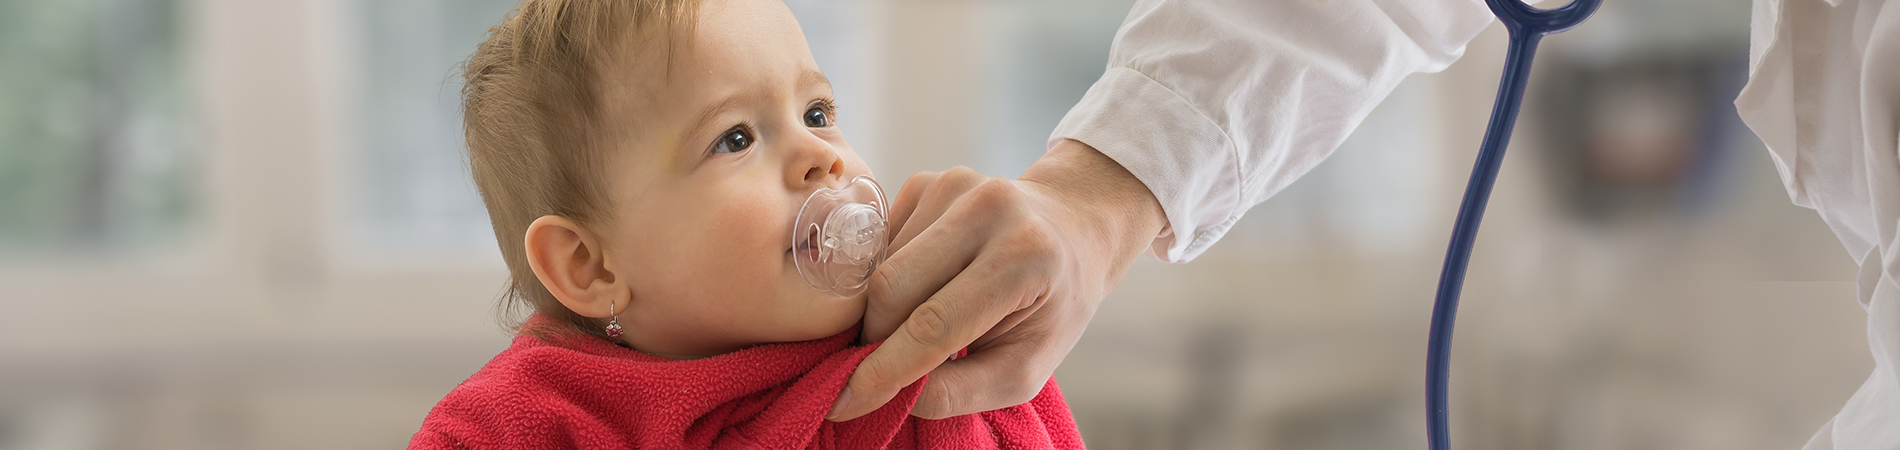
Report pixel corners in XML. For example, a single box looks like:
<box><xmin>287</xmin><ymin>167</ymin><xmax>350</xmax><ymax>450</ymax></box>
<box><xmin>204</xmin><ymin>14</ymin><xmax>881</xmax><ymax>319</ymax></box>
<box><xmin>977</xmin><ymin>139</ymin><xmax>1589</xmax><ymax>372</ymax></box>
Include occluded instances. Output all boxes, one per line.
<box><xmin>523</xmin><ymin>215</ymin><xmax>628</xmax><ymax>318</ymax></box>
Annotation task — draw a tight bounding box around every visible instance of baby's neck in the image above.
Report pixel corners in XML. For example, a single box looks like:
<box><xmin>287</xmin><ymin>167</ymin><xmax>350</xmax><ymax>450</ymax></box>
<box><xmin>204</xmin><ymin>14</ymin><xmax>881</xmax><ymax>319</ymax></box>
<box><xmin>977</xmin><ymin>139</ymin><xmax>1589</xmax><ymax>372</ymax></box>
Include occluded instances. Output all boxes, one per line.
<box><xmin>618</xmin><ymin>326</ymin><xmax>863</xmax><ymax>361</ymax></box>
<box><xmin>631</xmin><ymin>347</ymin><xmax>718</xmax><ymax>360</ymax></box>
<box><xmin>619</xmin><ymin>333</ymin><xmax>760</xmax><ymax>360</ymax></box>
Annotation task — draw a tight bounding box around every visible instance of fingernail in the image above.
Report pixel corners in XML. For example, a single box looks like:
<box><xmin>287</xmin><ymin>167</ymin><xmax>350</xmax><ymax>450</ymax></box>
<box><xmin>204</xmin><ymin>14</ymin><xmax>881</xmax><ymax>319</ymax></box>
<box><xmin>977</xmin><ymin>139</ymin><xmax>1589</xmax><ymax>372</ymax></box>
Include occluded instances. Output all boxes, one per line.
<box><xmin>826</xmin><ymin>386</ymin><xmax>852</xmax><ymax>421</ymax></box>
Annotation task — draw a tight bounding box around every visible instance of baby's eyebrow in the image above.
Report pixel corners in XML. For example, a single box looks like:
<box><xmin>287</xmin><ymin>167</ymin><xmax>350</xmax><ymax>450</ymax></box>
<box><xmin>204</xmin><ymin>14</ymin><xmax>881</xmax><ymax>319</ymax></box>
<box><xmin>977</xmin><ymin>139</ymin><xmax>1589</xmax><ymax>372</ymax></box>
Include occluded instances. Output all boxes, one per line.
<box><xmin>682</xmin><ymin>95</ymin><xmax>745</xmax><ymax>149</ymax></box>
<box><xmin>678</xmin><ymin>70</ymin><xmax>830</xmax><ymax>151</ymax></box>
<box><xmin>799</xmin><ymin>69</ymin><xmax>831</xmax><ymax>92</ymax></box>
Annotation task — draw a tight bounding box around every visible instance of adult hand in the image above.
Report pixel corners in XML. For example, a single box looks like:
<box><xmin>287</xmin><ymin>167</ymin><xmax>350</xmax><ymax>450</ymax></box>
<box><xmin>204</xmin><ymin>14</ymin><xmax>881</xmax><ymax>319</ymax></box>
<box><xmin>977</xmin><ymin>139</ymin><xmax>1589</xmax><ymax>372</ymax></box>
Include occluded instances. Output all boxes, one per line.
<box><xmin>826</xmin><ymin>139</ymin><xmax>1166</xmax><ymax>421</ymax></box>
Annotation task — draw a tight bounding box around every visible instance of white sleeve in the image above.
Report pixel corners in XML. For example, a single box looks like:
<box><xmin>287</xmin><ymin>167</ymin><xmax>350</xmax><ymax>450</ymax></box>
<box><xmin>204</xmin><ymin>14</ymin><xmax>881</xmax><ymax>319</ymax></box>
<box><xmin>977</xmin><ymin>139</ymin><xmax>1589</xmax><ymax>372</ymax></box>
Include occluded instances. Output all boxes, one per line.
<box><xmin>1049</xmin><ymin>0</ymin><xmax>1494</xmax><ymax>262</ymax></box>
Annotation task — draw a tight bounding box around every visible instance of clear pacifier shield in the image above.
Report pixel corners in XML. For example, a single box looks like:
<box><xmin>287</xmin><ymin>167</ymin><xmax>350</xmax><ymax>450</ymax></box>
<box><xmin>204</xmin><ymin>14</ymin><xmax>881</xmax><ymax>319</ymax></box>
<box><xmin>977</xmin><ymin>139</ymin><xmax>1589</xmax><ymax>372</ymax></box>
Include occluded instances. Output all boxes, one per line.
<box><xmin>792</xmin><ymin>175</ymin><xmax>889</xmax><ymax>296</ymax></box>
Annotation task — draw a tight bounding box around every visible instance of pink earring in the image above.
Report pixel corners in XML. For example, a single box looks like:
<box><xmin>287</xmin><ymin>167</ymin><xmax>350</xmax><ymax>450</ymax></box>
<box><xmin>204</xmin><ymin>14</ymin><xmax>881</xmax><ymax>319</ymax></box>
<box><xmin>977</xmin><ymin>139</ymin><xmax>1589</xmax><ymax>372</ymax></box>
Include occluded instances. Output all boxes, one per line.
<box><xmin>605</xmin><ymin>303</ymin><xmax>624</xmax><ymax>338</ymax></box>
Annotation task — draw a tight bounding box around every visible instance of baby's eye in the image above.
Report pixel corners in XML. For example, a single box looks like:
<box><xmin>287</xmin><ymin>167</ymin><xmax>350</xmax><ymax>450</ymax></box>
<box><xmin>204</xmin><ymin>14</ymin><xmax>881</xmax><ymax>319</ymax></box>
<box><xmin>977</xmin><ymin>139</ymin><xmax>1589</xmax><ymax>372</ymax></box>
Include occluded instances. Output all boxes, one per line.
<box><xmin>803</xmin><ymin>104</ymin><xmax>832</xmax><ymax>128</ymax></box>
<box><xmin>712</xmin><ymin>126</ymin><xmax>753</xmax><ymax>154</ymax></box>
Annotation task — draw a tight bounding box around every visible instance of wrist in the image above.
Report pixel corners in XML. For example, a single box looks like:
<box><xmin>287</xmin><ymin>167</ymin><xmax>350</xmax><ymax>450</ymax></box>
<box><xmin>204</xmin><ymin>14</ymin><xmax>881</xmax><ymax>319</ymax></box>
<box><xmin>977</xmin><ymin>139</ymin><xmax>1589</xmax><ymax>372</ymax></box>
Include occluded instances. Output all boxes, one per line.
<box><xmin>1019</xmin><ymin>139</ymin><xmax>1166</xmax><ymax>278</ymax></box>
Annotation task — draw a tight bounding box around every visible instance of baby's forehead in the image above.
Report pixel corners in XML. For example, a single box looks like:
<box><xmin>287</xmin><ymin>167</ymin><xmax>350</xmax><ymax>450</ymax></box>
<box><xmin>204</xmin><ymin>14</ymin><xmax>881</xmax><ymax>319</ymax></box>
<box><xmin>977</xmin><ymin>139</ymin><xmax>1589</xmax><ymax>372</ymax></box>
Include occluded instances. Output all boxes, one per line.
<box><xmin>591</xmin><ymin>0</ymin><xmax>826</xmax><ymax>143</ymax></box>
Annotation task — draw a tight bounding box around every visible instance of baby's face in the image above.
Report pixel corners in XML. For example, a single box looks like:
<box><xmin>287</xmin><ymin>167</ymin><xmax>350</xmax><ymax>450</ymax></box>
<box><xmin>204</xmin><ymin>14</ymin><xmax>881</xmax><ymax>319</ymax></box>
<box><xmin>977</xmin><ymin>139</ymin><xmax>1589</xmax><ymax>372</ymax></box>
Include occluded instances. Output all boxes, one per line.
<box><xmin>592</xmin><ymin>0</ymin><xmax>872</xmax><ymax>357</ymax></box>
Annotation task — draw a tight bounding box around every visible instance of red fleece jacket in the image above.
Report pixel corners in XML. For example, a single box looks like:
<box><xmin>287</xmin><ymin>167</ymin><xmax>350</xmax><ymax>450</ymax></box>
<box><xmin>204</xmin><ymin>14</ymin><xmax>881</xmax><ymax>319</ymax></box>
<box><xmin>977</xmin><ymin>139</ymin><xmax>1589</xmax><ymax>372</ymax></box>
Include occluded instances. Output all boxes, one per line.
<box><xmin>409</xmin><ymin>323</ymin><xmax>1082</xmax><ymax>449</ymax></box>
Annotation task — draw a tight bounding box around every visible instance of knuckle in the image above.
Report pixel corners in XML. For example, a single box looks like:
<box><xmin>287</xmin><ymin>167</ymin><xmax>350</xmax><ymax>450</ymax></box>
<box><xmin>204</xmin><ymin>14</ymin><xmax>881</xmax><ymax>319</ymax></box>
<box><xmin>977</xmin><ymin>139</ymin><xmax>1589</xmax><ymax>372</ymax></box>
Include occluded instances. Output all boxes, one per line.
<box><xmin>946</xmin><ymin>168</ymin><xmax>987</xmax><ymax>195</ymax></box>
<box><xmin>904</xmin><ymin>171</ymin><xmax>941</xmax><ymax>191</ymax></box>
<box><xmin>902</xmin><ymin>300</ymin><xmax>956</xmax><ymax>353</ymax></box>
<box><xmin>916</xmin><ymin>377</ymin><xmax>957</xmax><ymax>420</ymax></box>
<box><xmin>968</xmin><ymin>177</ymin><xmax>1020</xmax><ymax>209</ymax></box>
<box><xmin>939</xmin><ymin>168</ymin><xmax>983</xmax><ymax>190</ymax></box>
<box><xmin>1019</xmin><ymin>219</ymin><xmax>1059</xmax><ymax>248</ymax></box>
<box><xmin>1004</xmin><ymin>221</ymin><xmax>1062</xmax><ymax>265</ymax></box>
<box><xmin>1001</xmin><ymin>368</ymin><xmax>1044</xmax><ymax>407</ymax></box>
<box><xmin>943</xmin><ymin>165</ymin><xmax>981</xmax><ymax>181</ymax></box>
<box><xmin>992</xmin><ymin>224</ymin><xmax>1063</xmax><ymax>309</ymax></box>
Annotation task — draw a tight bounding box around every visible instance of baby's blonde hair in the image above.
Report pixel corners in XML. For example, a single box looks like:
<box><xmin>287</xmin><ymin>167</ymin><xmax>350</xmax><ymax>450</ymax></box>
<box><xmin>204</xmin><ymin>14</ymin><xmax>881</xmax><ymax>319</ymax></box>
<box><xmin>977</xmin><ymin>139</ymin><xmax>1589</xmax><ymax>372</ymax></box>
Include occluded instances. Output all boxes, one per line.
<box><xmin>461</xmin><ymin>0</ymin><xmax>697</xmax><ymax>339</ymax></box>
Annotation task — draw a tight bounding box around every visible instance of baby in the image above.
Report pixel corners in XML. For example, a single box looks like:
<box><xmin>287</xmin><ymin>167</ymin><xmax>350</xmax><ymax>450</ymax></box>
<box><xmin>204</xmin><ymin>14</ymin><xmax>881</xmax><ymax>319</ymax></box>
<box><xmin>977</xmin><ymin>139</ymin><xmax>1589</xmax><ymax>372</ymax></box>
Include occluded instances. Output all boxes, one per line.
<box><xmin>409</xmin><ymin>0</ymin><xmax>1081</xmax><ymax>448</ymax></box>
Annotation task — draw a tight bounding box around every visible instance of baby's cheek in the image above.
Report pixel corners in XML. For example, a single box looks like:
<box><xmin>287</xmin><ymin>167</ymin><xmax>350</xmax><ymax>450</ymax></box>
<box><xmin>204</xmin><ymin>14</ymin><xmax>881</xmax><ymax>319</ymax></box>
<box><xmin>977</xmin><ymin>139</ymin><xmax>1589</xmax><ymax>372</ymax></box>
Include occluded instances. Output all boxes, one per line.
<box><xmin>694</xmin><ymin>197</ymin><xmax>785</xmax><ymax>288</ymax></box>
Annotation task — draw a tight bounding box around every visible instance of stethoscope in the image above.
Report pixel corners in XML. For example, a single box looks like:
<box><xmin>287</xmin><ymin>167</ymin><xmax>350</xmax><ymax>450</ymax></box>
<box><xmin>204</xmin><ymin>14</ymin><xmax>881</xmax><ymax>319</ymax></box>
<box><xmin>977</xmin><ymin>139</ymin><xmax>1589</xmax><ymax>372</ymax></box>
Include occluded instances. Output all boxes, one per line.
<box><xmin>1426</xmin><ymin>0</ymin><xmax>1602</xmax><ymax>449</ymax></box>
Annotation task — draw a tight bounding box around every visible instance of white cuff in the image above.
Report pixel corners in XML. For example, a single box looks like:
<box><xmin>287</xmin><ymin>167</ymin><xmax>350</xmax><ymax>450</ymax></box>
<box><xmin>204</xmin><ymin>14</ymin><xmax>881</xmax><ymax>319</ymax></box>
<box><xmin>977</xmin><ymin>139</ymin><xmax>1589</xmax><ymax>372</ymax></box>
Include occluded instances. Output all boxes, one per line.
<box><xmin>1048</xmin><ymin>67</ymin><xmax>1241</xmax><ymax>263</ymax></box>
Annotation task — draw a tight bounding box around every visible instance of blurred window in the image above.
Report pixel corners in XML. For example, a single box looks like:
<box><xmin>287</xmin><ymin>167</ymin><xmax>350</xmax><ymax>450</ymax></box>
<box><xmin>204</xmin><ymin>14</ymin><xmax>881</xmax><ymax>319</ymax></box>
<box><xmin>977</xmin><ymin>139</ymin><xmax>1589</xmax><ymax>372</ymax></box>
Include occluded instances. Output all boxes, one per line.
<box><xmin>349</xmin><ymin>0</ymin><xmax>518</xmax><ymax>257</ymax></box>
<box><xmin>0</xmin><ymin>0</ymin><xmax>194</xmax><ymax>254</ymax></box>
<box><xmin>976</xmin><ymin>0</ymin><xmax>1134</xmax><ymax>178</ymax></box>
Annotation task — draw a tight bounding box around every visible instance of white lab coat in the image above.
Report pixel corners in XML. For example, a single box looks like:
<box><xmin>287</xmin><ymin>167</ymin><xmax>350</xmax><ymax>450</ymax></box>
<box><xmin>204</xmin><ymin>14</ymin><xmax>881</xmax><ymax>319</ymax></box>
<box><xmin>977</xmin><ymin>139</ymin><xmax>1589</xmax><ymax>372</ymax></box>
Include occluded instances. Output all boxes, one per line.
<box><xmin>1050</xmin><ymin>0</ymin><xmax>1899</xmax><ymax>447</ymax></box>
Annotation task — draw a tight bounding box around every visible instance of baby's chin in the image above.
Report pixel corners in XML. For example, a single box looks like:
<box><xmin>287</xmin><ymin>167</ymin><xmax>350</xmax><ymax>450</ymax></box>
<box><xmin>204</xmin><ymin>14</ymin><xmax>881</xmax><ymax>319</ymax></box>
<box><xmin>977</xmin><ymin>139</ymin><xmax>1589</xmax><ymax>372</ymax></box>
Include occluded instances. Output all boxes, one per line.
<box><xmin>769</xmin><ymin>288</ymin><xmax>869</xmax><ymax>343</ymax></box>
<box><xmin>763</xmin><ymin>263</ymin><xmax>870</xmax><ymax>341</ymax></box>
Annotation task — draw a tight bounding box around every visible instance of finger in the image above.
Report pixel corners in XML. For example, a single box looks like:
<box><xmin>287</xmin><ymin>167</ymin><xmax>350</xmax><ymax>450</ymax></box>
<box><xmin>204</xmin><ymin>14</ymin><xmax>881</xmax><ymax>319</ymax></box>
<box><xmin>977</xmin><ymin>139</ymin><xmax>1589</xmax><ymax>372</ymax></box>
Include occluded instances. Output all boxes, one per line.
<box><xmin>862</xmin><ymin>185</ymin><xmax>998</xmax><ymax>343</ymax></box>
<box><xmin>831</xmin><ymin>254</ymin><xmax>1040</xmax><ymax>421</ymax></box>
<box><xmin>969</xmin><ymin>301</ymin><xmax>1039</xmax><ymax>351</ymax></box>
<box><xmin>884</xmin><ymin>171</ymin><xmax>938</xmax><ymax>242</ymax></box>
<box><xmin>889</xmin><ymin>167</ymin><xmax>986</xmax><ymax>252</ymax></box>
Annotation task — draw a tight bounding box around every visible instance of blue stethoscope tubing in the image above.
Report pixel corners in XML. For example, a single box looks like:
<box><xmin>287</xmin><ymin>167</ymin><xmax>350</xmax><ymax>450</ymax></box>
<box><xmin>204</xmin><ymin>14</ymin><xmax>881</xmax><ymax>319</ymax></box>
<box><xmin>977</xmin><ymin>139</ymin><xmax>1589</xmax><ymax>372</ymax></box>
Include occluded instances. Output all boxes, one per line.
<box><xmin>1426</xmin><ymin>1</ymin><xmax>1602</xmax><ymax>449</ymax></box>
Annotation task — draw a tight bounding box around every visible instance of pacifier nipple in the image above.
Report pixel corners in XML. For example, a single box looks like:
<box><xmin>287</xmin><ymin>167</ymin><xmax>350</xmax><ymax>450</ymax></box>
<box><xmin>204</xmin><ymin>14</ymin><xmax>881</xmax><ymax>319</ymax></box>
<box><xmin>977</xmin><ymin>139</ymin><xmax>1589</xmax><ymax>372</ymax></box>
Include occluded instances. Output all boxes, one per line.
<box><xmin>793</xmin><ymin>175</ymin><xmax>889</xmax><ymax>296</ymax></box>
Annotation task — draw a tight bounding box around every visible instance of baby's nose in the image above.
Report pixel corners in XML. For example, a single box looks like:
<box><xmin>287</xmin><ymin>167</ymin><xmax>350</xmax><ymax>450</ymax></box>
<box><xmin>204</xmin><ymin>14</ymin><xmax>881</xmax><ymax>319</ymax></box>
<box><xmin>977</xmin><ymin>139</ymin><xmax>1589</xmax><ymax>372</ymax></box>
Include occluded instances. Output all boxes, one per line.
<box><xmin>785</xmin><ymin>136</ymin><xmax>845</xmax><ymax>189</ymax></box>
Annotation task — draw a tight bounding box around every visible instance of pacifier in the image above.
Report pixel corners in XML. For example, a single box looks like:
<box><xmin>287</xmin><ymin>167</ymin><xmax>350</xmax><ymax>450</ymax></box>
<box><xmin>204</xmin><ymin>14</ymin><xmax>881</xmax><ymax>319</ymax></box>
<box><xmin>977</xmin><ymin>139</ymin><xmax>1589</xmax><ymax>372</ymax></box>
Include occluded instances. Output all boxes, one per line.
<box><xmin>792</xmin><ymin>175</ymin><xmax>889</xmax><ymax>297</ymax></box>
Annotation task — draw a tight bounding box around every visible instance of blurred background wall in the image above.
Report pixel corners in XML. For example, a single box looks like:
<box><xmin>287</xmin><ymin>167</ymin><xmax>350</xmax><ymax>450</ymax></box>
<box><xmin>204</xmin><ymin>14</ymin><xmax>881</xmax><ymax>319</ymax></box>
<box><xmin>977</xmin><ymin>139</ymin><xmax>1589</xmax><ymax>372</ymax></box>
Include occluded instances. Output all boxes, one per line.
<box><xmin>0</xmin><ymin>0</ymin><xmax>1873</xmax><ymax>449</ymax></box>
